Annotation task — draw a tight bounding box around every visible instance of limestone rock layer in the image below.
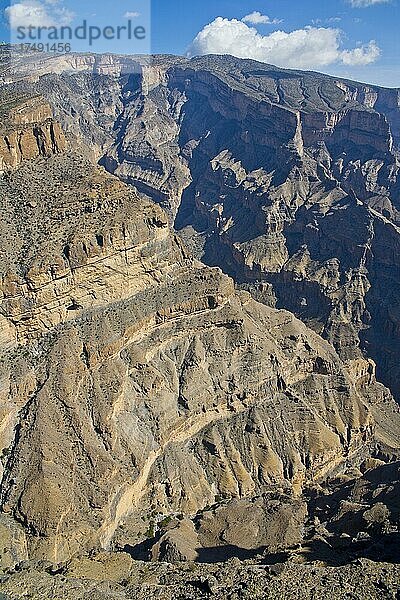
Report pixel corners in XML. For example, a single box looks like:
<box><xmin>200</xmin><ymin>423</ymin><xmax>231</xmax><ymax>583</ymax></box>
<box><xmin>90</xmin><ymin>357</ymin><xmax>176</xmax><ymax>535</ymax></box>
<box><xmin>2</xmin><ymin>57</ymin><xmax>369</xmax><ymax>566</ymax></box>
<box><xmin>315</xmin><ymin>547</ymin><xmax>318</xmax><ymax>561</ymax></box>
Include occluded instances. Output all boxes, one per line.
<box><xmin>0</xmin><ymin>51</ymin><xmax>399</xmax><ymax>568</ymax></box>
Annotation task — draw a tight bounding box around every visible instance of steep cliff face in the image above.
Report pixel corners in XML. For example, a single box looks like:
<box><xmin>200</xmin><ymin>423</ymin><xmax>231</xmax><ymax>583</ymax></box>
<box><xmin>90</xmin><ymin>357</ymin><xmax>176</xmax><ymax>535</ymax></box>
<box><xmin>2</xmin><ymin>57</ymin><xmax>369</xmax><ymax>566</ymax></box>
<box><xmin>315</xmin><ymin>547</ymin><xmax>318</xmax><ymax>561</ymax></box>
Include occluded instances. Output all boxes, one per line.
<box><xmin>95</xmin><ymin>56</ymin><xmax>400</xmax><ymax>398</ymax></box>
<box><xmin>1</xmin><ymin>147</ymin><xmax>398</xmax><ymax>564</ymax></box>
<box><xmin>0</xmin><ymin>95</ymin><xmax>66</xmax><ymax>171</ymax></box>
<box><xmin>1</xmin><ymin>51</ymin><xmax>400</xmax><ymax>573</ymax></box>
<box><xmin>22</xmin><ymin>52</ymin><xmax>396</xmax><ymax>400</ymax></box>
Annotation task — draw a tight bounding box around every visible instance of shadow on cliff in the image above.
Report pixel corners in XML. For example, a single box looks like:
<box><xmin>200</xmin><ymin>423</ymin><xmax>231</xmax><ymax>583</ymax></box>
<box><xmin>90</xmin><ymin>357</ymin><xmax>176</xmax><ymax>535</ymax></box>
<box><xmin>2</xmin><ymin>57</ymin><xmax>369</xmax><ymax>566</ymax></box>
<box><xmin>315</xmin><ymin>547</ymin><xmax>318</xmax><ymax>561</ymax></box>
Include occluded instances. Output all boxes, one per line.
<box><xmin>295</xmin><ymin>532</ymin><xmax>400</xmax><ymax>567</ymax></box>
<box><xmin>123</xmin><ymin>539</ymin><xmax>264</xmax><ymax>563</ymax></box>
<box><xmin>122</xmin><ymin>534</ymin><xmax>400</xmax><ymax>566</ymax></box>
<box><xmin>123</xmin><ymin>538</ymin><xmax>156</xmax><ymax>561</ymax></box>
<box><xmin>195</xmin><ymin>545</ymin><xmax>263</xmax><ymax>564</ymax></box>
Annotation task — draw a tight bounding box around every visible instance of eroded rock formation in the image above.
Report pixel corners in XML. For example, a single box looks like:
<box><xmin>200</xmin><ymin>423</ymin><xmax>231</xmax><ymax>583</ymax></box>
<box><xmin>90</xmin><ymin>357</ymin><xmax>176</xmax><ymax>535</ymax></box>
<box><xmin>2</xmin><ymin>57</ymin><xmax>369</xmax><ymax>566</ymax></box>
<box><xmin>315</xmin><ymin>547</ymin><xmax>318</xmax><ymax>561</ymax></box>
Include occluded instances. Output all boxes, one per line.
<box><xmin>0</xmin><ymin>127</ymin><xmax>398</xmax><ymax>565</ymax></box>
<box><xmin>5</xmin><ymin>52</ymin><xmax>400</xmax><ymax>397</ymax></box>
<box><xmin>0</xmin><ymin>95</ymin><xmax>66</xmax><ymax>171</ymax></box>
<box><xmin>0</xmin><ymin>52</ymin><xmax>399</xmax><ymax>591</ymax></box>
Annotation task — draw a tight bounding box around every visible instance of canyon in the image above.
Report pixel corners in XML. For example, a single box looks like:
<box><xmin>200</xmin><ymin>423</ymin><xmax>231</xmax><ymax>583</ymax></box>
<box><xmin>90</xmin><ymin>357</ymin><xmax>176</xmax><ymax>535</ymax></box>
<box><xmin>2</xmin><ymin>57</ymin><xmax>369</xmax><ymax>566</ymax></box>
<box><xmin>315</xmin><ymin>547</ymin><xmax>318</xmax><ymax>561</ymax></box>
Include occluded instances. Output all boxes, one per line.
<box><xmin>0</xmin><ymin>47</ymin><xmax>400</xmax><ymax>598</ymax></box>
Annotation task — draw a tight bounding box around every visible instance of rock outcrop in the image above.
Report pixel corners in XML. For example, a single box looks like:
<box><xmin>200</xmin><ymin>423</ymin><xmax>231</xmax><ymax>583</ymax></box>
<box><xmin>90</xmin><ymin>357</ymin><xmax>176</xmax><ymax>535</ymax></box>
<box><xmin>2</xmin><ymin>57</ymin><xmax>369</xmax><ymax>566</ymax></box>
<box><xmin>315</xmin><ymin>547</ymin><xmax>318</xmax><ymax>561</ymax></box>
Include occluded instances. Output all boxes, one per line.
<box><xmin>0</xmin><ymin>50</ymin><xmax>400</xmax><ymax>591</ymax></box>
<box><xmin>0</xmin><ymin>95</ymin><xmax>66</xmax><ymax>171</ymax></box>
<box><xmin>0</xmin><ymin>146</ymin><xmax>398</xmax><ymax>564</ymax></box>
<box><xmin>5</xmin><ymin>52</ymin><xmax>400</xmax><ymax>397</ymax></box>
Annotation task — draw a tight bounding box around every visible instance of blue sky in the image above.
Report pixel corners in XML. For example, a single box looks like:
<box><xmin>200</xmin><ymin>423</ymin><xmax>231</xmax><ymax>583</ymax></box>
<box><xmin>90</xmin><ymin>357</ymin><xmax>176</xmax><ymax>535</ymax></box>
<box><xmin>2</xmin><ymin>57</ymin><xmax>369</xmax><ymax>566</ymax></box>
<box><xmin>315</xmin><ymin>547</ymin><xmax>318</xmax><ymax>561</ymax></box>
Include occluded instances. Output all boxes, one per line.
<box><xmin>1</xmin><ymin>0</ymin><xmax>399</xmax><ymax>87</ymax></box>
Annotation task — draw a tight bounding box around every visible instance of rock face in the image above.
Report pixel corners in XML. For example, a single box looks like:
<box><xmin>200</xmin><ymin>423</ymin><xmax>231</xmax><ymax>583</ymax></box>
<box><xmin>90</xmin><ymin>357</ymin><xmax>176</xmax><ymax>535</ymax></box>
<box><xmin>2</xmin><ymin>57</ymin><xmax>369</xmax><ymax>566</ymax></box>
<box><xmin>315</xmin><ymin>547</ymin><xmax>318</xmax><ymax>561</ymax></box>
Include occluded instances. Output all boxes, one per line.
<box><xmin>0</xmin><ymin>51</ymin><xmax>400</xmax><ymax>586</ymax></box>
<box><xmin>6</xmin><ymin>52</ymin><xmax>400</xmax><ymax>399</ymax></box>
<box><xmin>150</xmin><ymin>491</ymin><xmax>306</xmax><ymax>563</ymax></box>
<box><xmin>151</xmin><ymin>518</ymin><xmax>199</xmax><ymax>562</ymax></box>
<box><xmin>0</xmin><ymin>95</ymin><xmax>66</xmax><ymax>171</ymax></box>
<box><xmin>0</xmin><ymin>121</ymin><xmax>398</xmax><ymax>564</ymax></box>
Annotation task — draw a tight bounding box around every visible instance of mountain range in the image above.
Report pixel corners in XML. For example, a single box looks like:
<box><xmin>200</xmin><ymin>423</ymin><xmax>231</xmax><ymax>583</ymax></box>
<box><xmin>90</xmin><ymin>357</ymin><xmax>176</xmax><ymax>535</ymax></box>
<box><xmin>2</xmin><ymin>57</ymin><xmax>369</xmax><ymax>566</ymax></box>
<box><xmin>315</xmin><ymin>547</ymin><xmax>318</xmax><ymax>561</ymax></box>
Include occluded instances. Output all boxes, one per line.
<box><xmin>0</xmin><ymin>47</ymin><xmax>399</xmax><ymax>598</ymax></box>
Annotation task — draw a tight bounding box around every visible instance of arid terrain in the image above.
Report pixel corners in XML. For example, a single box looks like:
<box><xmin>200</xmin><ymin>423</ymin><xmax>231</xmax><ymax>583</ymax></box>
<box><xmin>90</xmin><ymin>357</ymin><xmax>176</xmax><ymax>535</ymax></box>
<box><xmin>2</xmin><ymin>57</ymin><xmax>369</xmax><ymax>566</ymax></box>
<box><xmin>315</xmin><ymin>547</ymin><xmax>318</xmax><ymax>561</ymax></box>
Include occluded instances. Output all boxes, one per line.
<box><xmin>0</xmin><ymin>48</ymin><xmax>399</xmax><ymax>598</ymax></box>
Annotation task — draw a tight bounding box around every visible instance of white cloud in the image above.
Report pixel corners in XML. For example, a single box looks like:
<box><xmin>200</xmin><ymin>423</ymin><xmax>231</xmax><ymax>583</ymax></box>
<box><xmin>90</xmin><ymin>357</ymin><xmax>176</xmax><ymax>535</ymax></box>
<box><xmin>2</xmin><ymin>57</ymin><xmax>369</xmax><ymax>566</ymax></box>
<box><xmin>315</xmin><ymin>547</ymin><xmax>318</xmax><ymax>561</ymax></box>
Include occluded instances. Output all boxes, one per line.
<box><xmin>242</xmin><ymin>11</ymin><xmax>281</xmax><ymax>25</ymax></box>
<box><xmin>349</xmin><ymin>0</ymin><xmax>389</xmax><ymax>6</ymax></box>
<box><xmin>188</xmin><ymin>17</ymin><xmax>381</xmax><ymax>69</ymax></box>
<box><xmin>312</xmin><ymin>16</ymin><xmax>342</xmax><ymax>24</ymax></box>
<box><xmin>5</xmin><ymin>0</ymin><xmax>74</xmax><ymax>29</ymax></box>
<box><xmin>341</xmin><ymin>40</ymin><xmax>380</xmax><ymax>64</ymax></box>
<box><xmin>124</xmin><ymin>11</ymin><xmax>140</xmax><ymax>18</ymax></box>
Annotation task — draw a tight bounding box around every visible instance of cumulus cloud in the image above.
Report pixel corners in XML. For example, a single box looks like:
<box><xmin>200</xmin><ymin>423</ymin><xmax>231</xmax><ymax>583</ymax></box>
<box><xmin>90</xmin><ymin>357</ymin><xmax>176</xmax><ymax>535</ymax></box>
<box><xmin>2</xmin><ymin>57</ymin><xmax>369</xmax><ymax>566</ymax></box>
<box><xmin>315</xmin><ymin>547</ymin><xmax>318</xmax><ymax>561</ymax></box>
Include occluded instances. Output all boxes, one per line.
<box><xmin>242</xmin><ymin>11</ymin><xmax>281</xmax><ymax>25</ymax></box>
<box><xmin>5</xmin><ymin>0</ymin><xmax>74</xmax><ymax>29</ymax></box>
<box><xmin>188</xmin><ymin>17</ymin><xmax>381</xmax><ymax>69</ymax></box>
<box><xmin>124</xmin><ymin>11</ymin><xmax>140</xmax><ymax>18</ymax></box>
<box><xmin>349</xmin><ymin>0</ymin><xmax>389</xmax><ymax>6</ymax></box>
<box><xmin>341</xmin><ymin>40</ymin><xmax>380</xmax><ymax>64</ymax></box>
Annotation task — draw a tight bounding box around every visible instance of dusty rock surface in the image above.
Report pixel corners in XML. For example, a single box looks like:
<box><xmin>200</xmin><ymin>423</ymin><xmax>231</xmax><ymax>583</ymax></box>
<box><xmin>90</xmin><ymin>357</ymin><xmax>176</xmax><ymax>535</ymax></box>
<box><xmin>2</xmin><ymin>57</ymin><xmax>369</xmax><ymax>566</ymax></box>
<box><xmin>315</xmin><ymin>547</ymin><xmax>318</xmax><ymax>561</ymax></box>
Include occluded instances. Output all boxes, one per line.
<box><xmin>7</xmin><ymin>51</ymin><xmax>399</xmax><ymax>400</ymax></box>
<box><xmin>2</xmin><ymin>150</ymin><xmax>397</xmax><ymax>563</ymax></box>
<box><xmin>0</xmin><ymin>50</ymin><xmax>399</xmax><ymax>597</ymax></box>
<box><xmin>1</xmin><ymin>556</ymin><xmax>400</xmax><ymax>599</ymax></box>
